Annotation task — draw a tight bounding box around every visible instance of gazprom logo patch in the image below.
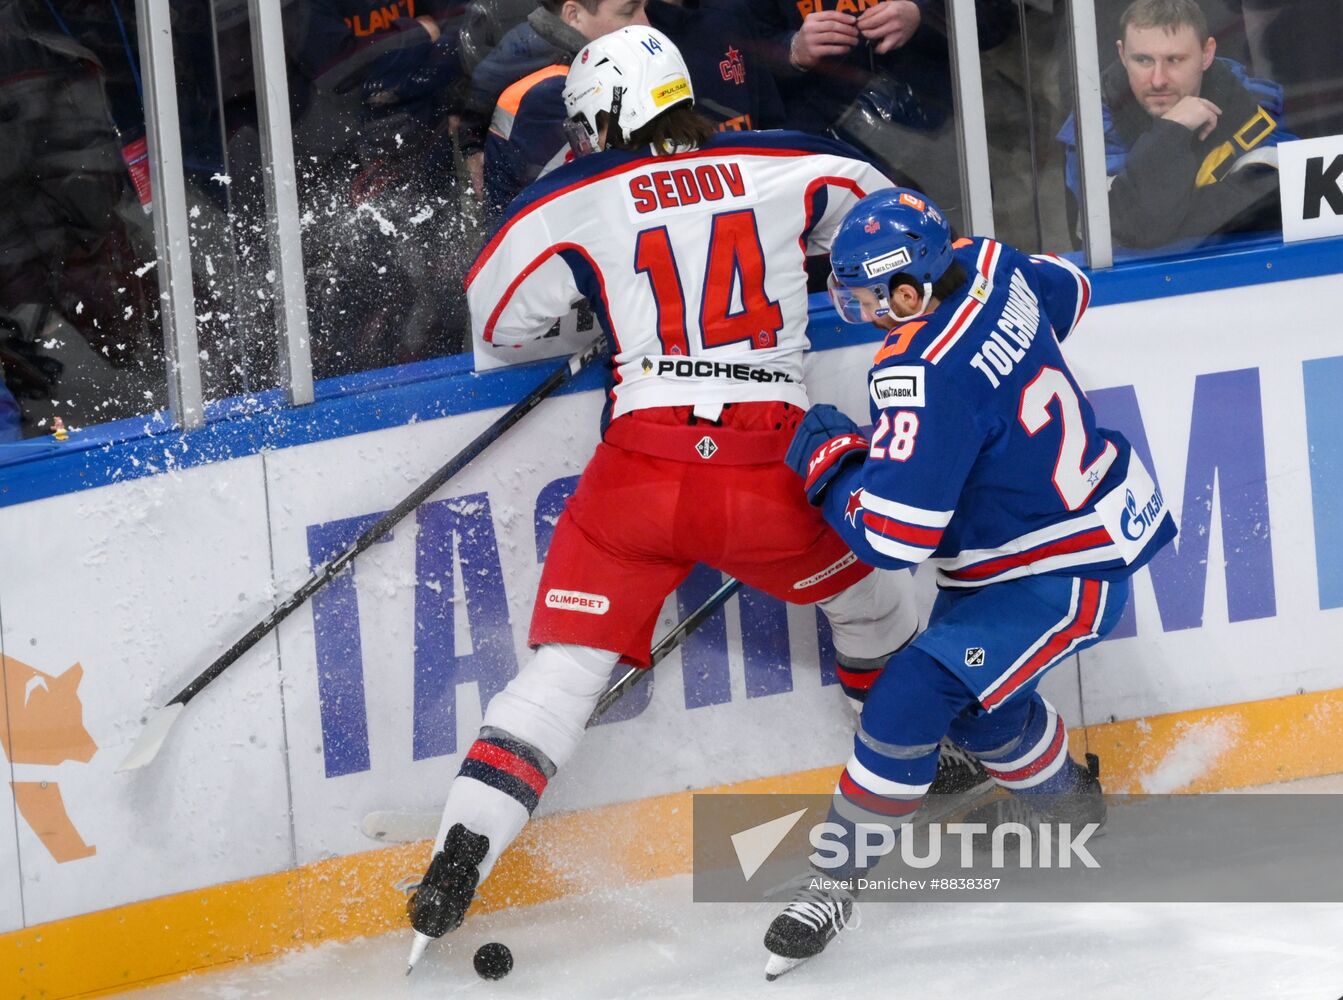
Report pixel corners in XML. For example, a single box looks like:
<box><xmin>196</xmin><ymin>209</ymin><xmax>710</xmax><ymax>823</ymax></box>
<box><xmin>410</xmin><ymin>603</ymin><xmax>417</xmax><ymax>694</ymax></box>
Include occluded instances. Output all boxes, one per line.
<box><xmin>1120</xmin><ymin>487</ymin><xmax>1165</xmax><ymax>542</ymax></box>
<box><xmin>862</xmin><ymin>247</ymin><xmax>912</xmax><ymax>279</ymax></box>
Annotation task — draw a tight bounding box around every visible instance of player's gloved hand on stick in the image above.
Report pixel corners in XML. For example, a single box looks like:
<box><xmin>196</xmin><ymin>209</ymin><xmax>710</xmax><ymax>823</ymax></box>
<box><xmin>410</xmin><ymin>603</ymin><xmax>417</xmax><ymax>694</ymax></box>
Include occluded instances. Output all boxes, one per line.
<box><xmin>785</xmin><ymin>404</ymin><xmax>868</xmax><ymax>505</ymax></box>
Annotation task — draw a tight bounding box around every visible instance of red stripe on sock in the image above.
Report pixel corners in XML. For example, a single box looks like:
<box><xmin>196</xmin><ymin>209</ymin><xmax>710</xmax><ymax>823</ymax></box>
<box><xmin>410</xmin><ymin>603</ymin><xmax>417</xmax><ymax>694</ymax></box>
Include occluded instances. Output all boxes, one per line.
<box><xmin>983</xmin><ymin>720</ymin><xmax>1067</xmax><ymax>783</ymax></box>
<box><xmin>839</xmin><ymin>771</ymin><xmax>923</xmax><ymax>817</ymax></box>
<box><xmin>836</xmin><ymin>664</ymin><xmax>882</xmax><ymax>691</ymax></box>
<box><xmin>466</xmin><ymin>741</ymin><xmax>548</xmax><ymax>796</ymax></box>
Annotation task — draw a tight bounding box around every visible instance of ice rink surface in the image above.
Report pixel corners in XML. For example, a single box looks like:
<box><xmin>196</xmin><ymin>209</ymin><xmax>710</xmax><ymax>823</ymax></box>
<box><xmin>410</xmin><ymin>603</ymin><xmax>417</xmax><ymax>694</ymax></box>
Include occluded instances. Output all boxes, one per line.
<box><xmin>122</xmin><ymin>776</ymin><xmax>1343</xmax><ymax>1000</ymax></box>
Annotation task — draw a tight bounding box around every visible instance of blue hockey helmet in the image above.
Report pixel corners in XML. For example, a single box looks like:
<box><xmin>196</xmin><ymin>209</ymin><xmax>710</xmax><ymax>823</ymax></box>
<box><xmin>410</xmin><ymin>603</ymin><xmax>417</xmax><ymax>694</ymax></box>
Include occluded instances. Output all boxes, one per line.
<box><xmin>828</xmin><ymin>188</ymin><xmax>953</xmax><ymax>324</ymax></box>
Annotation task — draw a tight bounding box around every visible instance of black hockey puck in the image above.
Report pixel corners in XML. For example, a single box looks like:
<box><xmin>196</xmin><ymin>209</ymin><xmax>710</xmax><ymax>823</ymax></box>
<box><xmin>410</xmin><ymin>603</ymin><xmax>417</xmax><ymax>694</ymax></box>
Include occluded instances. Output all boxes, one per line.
<box><xmin>473</xmin><ymin>942</ymin><xmax>513</xmax><ymax>980</ymax></box>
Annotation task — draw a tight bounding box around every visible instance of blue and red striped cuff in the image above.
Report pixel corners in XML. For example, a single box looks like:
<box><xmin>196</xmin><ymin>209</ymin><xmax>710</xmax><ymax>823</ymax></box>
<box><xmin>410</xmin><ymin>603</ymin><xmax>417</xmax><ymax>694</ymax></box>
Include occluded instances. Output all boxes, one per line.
<box><xmin>836</xmin><ymin>662</ymin><xmax>883</xmax><ymax>703</ymax></box>
<box><xmin>457</xmin><ymin>730</ymin><xmax>555</xmax><ymax>814</ymax></box>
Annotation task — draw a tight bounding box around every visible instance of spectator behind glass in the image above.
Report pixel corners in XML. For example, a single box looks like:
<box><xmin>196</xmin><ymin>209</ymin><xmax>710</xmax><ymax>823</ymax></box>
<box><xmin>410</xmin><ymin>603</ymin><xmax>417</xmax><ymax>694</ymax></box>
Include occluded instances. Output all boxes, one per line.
<box><xmin>1058</xmin><ymin>0</ymin><xmax>1297</xmax><ymax>250</ymax></box>
<box><xmin>286</xmin><ymin>0</ymin><xmax>464</xmax><ymax>125</ymax></box>
<box><xmin>284</xmin><ymin>1</ymin><xmax>479</xmax><ymax>373</ymax></box>
<box><xmin>744</xmin><ymin>0</ymin><xmax>1014</xmax><ymax>229</ymax></box>
<box><xmin>0</xmin><ymin>0</ymin><xmax>169</xmax><ymax>439</ymax></box>
<box><xmin>478</xmin><ymin>0</ymin><xmax>785</xmax><ymax>216</ymax></box>
<box><xmin>285</xmin><ymin>0</ymin><xmax>467</xmax><ymax>185</ymax></box>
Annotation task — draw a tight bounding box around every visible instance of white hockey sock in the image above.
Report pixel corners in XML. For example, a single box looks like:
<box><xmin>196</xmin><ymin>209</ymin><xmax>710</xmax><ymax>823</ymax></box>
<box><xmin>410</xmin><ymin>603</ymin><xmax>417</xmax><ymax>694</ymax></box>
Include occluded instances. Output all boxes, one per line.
<box><xmin>432</xmin><ymin>643</ymin><xmax>620</xmax><ymax>878</ymax></box>
<box><xmin>482</xmin><ymin>643</ymin><xmax>620</xmax><ymax>768</ymax></box>
<box><xmin>816</xmin><ymin>568</ymin><xmax>918</xmax><ymax>661</ymax></box>
<box><xmin>817</xmin><ymin>569</ymin><xmax>918</xmax><ymax>711</ymax></box>
<box><xmin>433</xmin><ymin>777</ymin><xmax>530</xmax><ymax>881</ymax></box>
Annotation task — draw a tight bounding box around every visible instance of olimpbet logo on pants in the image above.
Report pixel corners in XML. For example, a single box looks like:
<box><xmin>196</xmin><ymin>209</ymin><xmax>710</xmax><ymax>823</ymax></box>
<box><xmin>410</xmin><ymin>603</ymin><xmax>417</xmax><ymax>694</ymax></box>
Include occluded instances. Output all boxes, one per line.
<box><xmin>544</xmin><ymin>590</ymin><xmax>610</xmax><ymax>615</ymax></box>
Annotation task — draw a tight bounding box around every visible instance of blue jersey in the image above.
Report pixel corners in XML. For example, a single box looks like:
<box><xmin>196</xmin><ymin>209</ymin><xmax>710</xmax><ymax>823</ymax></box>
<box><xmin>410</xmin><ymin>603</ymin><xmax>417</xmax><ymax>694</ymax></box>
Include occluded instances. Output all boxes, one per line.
<box><xmin>821</xmin><ymin>238</ymin><xmax>1177</xmax><ymax>588</ymax></box>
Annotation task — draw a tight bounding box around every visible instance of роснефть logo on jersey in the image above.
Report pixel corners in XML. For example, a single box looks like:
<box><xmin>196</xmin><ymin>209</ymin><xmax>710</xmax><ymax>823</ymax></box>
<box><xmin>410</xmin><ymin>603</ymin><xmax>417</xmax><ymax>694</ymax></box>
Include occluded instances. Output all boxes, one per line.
<box><xmin>653</xmin><ymin>359</ymin><xmax>794</xmax><ymax>383</ymax></box>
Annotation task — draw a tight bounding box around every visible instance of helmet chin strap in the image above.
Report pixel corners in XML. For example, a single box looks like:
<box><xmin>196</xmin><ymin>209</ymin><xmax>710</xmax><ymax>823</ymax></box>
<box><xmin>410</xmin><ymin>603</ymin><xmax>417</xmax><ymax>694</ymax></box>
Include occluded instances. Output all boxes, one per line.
<box><xmin>918</xmin><ymin>281</ymin><xmax>935</xmax><ymax>316</ymax></box>
<box><xmin>603</xmin><ymin>86</ymin><xmax>625</xmax><ymax>150</ymax></box>
<box><xmin>892</xmin><ymin>281</ymin><xmax>935</xmax><ymax>319</ymax></box>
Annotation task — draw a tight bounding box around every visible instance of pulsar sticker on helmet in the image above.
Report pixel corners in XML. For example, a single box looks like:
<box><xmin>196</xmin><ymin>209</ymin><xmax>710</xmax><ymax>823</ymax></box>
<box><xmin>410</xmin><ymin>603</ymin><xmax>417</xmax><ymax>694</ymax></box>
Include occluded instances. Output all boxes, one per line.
<box><xmin>652</xmin><ymin>77</ymin><xmax>691</xmax><ymax>107</ymax></box>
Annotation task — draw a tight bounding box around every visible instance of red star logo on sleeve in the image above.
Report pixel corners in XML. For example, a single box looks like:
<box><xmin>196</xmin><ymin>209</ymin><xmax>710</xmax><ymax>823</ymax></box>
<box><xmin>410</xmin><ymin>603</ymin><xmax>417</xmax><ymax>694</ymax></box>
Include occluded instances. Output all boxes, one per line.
<box><xmin>844</xmin><ymin>488</ymin><xmax>864</xmax><ymax>527</ymax></box>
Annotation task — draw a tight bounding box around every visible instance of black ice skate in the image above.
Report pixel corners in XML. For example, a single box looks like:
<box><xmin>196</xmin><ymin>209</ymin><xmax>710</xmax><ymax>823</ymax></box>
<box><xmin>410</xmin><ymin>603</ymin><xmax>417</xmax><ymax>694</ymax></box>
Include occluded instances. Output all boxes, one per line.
<box><xmin>962</xmin><ymin>752</ymin><xmax>1107</xmax><ymax>841</ymax></box>
<box><xmin>763</xmin><ymin>880</ymin><xmax>858</xmax><ymax>981</ymax></box>
<box><xmin>931</xmin><ymin>740</ymin><xmax>997</xmax><ymax>798</ymax></box>
<box><xmin>407</xmin><ymin>823</ymin><xmax>490</xmax><ymax>938</ymax></box>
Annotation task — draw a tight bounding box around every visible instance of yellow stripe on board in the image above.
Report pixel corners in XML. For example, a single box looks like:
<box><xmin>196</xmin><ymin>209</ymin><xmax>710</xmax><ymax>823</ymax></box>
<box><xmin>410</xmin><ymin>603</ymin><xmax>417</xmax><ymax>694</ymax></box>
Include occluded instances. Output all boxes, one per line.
<box><xmin>5</xmin><ymin>688</ymin><xmax>1343</xmax><ymax>999</ymax></box>
<box><xmin>1079</xmin><ymin>686</ymin><xmax>1343</xmax><ymax>793</ymax></box>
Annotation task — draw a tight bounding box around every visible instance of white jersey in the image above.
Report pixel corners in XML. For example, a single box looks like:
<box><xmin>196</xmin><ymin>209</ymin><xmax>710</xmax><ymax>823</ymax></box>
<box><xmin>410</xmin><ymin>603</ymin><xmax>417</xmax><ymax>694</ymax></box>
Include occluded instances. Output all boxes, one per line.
<box><xmin>466</xmin><ymin>131</ymin><xmax>893</xmax><ymax>419</ymax></box>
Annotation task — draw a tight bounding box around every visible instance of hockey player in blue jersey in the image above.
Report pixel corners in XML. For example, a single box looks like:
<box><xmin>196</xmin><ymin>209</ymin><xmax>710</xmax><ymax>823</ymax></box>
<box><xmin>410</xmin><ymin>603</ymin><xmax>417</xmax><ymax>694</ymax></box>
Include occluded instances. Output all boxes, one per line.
<box><xmin>761</xmin><ymin>188</ymin><xmax>1177</xmax><ymax>979</ymax></box>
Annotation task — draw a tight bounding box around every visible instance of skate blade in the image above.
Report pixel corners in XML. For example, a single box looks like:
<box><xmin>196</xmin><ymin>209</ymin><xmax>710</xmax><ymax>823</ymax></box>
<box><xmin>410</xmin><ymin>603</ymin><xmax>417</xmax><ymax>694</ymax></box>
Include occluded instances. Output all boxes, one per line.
<box><xmin>764</xmin><ymin>953</ymin><xmax>808</xmax><ymax>982</ymax></box>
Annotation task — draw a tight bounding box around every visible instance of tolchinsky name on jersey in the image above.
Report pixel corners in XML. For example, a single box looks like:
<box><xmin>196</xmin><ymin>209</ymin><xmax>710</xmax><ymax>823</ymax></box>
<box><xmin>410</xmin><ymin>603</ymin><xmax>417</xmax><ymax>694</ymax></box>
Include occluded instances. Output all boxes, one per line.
<box><xmin>967</xmin><ymin>269</ymin><xmax>1042</xmax><ymax>388</ymax></box>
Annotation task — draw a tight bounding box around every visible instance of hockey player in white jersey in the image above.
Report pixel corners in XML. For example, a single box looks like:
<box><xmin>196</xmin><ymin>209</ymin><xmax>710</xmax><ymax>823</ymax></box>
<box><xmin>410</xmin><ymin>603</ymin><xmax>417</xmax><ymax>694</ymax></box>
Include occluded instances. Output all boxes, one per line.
<box><xmin>405</xmin><ymin>28</ymin><xmax>924</xmax><ymax>962</ymax></box>
<box><xmin>760</xmin><ymin>188</ymin><xmax>1177</xmax><ymax>978</ymax></box>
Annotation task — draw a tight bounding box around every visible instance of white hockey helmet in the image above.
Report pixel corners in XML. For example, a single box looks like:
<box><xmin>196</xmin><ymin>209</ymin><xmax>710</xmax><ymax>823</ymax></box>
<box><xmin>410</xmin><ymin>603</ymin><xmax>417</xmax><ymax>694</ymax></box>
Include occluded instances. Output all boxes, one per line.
<box><xmin>563</xmin><ymin>26</ymin><xmax>695</xmax><ymax>149</ymax></box>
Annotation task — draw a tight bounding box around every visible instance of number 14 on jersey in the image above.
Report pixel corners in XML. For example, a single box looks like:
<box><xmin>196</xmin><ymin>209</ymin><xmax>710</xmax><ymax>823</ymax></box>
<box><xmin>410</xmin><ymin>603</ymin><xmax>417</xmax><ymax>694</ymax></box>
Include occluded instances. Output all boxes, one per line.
<box><xmin>634</xmin><ymin>209</ymin><xmax>784</xmax><ymax>355</ymax></box>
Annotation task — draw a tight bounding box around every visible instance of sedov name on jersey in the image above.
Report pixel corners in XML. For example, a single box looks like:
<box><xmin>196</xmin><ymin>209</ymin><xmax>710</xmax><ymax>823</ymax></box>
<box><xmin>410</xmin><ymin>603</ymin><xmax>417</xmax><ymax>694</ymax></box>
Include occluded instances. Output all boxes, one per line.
<box><xmin>627</xmin><ymin>163</ymin><xmax>753</xmax><ymax>218</ymax></box>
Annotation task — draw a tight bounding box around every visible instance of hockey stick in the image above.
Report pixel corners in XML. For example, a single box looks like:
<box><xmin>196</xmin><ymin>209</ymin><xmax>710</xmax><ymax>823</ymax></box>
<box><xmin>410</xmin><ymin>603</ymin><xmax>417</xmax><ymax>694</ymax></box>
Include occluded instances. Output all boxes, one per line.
<box><xmin>118</xmin><ymin>334</ymin><xmax>609</xmax><ymax>773</ymax></box>
<box><xmin>364</xmin><ymin>577</ymin><xmax>998</xmax><ymax>843</ymax></box>
<box><xmin>587</xmin><ymin>575</ymin><xmax>744</xmax><ymax>724</ymax></box>
<box><xmin>363</xmin><ymin>575</ymin><xmax>745</xmax><ymax>842</ymax></box>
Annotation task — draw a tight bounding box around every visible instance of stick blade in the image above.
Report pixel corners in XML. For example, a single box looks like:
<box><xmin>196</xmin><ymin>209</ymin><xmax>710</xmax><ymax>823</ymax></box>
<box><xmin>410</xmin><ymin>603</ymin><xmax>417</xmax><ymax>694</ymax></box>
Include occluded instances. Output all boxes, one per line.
<box><xmin>116</xmin><ymin>703</ymin><xmax>185</xmax><ymax>772</ymax></box>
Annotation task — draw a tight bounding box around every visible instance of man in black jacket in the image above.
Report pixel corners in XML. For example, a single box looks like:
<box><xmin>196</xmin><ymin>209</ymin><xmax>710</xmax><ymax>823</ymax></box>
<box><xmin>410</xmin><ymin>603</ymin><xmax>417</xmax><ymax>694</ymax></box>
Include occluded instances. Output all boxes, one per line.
<box><xmin>1058</xmin><ymin>0</ymin><xmax>1296</xmax><ymax>249</ymax></box>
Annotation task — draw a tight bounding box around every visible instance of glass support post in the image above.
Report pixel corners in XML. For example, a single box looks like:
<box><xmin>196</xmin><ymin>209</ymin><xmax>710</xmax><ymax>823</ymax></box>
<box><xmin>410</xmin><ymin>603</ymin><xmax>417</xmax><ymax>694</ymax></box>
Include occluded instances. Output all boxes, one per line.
<box><xmin>947</xmin><ymin>0</ymin><xmax>996</xmax><ymax>237</ymax></box>
<box><xmin>1065</xmin><ymin>0</ymin><xmax>1114</xmax><ymax>268</ymax></box>
<box><xmin>136</xmin><ymin>0</ymin><xmax>204</xmax><ymax>429</ymax></box>
<box><xmin>247</xmin><ymin>0</ymin><xmax>314</xmax><ymax>405</ymax></box>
